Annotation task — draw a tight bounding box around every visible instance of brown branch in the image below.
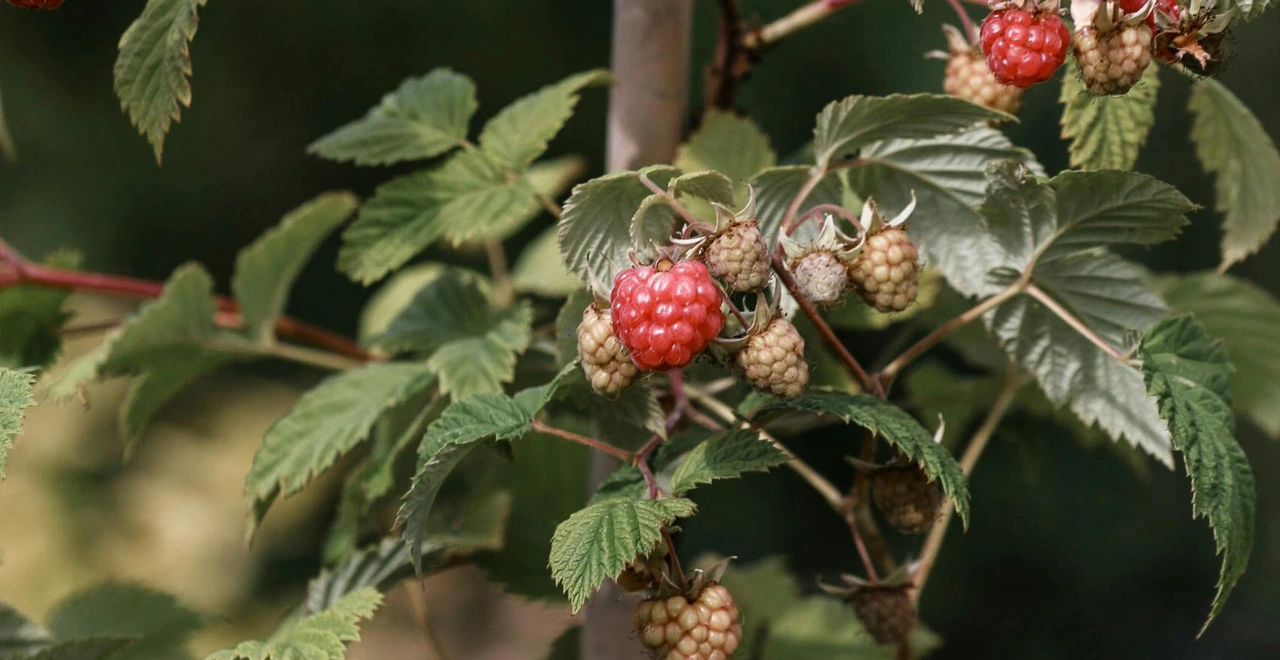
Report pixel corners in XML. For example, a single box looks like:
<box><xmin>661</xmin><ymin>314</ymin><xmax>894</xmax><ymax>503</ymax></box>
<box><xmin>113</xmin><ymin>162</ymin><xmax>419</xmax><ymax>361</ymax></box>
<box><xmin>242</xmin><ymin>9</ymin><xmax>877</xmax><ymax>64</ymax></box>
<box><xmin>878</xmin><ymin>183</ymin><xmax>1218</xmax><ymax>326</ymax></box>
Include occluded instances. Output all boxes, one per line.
<box><xmin>1026</xmin><ymin>283</ymin><xmax>1128</xmax><ymax>361</ymax></box>
<box><xmin>745</xmin><ymin>0</ymin><xmax>866</xmax><ymax>51</ymax></box>
<box><xmin>914</xmin><ymin>366</ymin><xmax>1025</xmax><ymax>600</ymax></box>
<box><xmin>0</xmin><ymin>239</ymin><xmax>371</xmax><ymax>362</ymax></box>
<box><xmin>531</xmin><ymin>420</ymin><xmax>635</xmax><ymax>462</ymax></box>
<box><xmin>707</xmin><ymin>0</ymin><xmax>749</xmax><ymax>110</ymax></box>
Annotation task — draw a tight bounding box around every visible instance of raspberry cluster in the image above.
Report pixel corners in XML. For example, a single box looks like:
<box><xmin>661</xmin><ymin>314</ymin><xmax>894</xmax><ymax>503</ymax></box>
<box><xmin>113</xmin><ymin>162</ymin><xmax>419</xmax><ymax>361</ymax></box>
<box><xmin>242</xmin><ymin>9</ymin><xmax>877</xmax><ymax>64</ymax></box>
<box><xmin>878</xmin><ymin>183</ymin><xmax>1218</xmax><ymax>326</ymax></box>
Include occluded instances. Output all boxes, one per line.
<box><xmin>577</xmin><ymin>304</ymin><xmax>639</xmax><ymax>396</ymax></box>
<box><xmin>980</xmin><ymin>5</ymin><xmax>1071</xmax><ymax>88</ymax></box>
<box><xmin>871</xmin><ymin>466</ymin><xmax>941</xmax><ymax>535</ymax></box>
<box><xmin>611</xmin><ymin>259</ymin><xmax>725</xmax><ymax>371</ymax></box>
<box><xmin>849</xmin><ymin>227</ymin><xmax>920</xmax><ymax>313</ymax></box>
<box><xmin>633</xmin><ymin>584</ymin><xmax>742</xmax><ymax>660</ymax></box>
<box><xmin>736</xmin><ymin>318</ymin><xmax>809</xmax><ymax>399</ymax></box>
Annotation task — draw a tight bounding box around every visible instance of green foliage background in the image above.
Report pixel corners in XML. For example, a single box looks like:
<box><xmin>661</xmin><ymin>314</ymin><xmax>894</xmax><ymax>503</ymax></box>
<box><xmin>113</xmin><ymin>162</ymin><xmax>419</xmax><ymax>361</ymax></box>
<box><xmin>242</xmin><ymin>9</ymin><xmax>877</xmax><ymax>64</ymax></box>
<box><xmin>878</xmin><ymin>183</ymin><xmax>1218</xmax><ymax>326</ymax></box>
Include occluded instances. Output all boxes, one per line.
<box><xmin>2</xmin><ymin>1</ymin><xmax>1279</xmax><ymax>657</ymax></box>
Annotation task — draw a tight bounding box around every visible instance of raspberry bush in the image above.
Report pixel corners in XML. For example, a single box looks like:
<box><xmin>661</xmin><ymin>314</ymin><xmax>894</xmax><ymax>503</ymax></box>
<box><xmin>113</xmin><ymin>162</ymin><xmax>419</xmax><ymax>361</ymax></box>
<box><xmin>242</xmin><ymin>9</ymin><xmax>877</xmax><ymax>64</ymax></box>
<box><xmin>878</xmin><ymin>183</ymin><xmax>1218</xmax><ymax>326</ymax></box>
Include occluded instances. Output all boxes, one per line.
<box><xmin>0</xmin><ymin>0</ymin><xmax>1277</xmax><ymax>658</ymax></box>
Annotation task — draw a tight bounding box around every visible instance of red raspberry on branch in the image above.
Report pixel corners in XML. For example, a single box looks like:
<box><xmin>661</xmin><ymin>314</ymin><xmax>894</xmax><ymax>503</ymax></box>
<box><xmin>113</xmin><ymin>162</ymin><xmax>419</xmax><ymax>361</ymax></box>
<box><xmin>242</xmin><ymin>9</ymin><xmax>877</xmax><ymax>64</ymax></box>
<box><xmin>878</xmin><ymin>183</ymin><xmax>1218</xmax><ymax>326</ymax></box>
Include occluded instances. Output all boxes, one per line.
<box><xmin>980</xmin><ymin>1</ymin><xmax>1071</xmax><ymax>88</ymax></box>
<box><xmin>610</xmin><ymin>258</ymin><xmax>725</xmax><ymax>371</ymax></box>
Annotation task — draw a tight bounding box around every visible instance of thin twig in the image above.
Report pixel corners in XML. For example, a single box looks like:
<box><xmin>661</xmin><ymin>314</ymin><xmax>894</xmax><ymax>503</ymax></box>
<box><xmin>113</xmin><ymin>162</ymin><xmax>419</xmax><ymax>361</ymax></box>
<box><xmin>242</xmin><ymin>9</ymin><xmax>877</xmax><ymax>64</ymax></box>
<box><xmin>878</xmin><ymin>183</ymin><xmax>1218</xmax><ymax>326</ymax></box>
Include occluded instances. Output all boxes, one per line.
<box><xmin>484</xmin><ymin>239</ymin><xmax>513</xmax><ymax>307</ymax></box>
<box><xmin>914</xmin><ymin>367</ymin><xmax>1026</xmax><ymax>600</ymax></box>
<box><xmin>721</xmin><ymin>287</ymin><xmax>751</xmax><ymax>331</ymax></box>
<box><xmin>707</xmin><ymin>0</ymin><xmax>748</xmax><ymax>109</ymax></box>
<box><xmin>945</xmin><ymin>0</ymin><xmax>979</xmax><ymax>43</ymax></box>
<box><xmin>662</xmin><ymin>527</ymin><xmax>687</xmax><ymax>591</ymax></box>
<box><xmin>639</xmin><ymin>172</ymin><xmax>715</xmax><ymax>234</ymax></box>
<box><xmin>746</xmin><ymin>0</ymin><xmax>866</xmax><ymax>49</ymax></box>
<box><xmin>877</xmin><ymin>280</ymin><xmax>1027</xmax><ymax>388</ymax></box>
<box><xmin>771</xmin><ymin>254</ymin><xmax>882</xmax><ymax>396</ymax></box>
<box><xmin>536</xmin><ymin>192</ymin><xmax>564</xmax><ymax>219</ymax></box>
<box><xmin>850</xmin><ymin>431</ymin><xmax>895</xmax><ymax>574</ymax></box>
<box><xmin>531</xmin><ymin>420</ymin><xmax>635</xmax><ymax>462</ymax></box>
<box><xmin>404</xmin><ymin>581</ymin><xmax>450</xmax><ymax>660</ymax></box>
<box><xmin>687</xmin><ymin>386</ymin><xmax>846</xmax><ymax>512</ymax></box>
<box><xmin>846</xmin><ymin>502</ymin><xmax>880</xmax><ymax>583</ymax></box>
<box><xmin>59</xmin><ymin>319</ymin><xmax>123</xmax><ymax>339</ymax></box>
<box><xmin>790</xmin><ymin>203</ymin><xmax>865</xmax><ymax>237</ymax></box>
<box><xmin>779</xmin><ymin>168</ymin><xmax>828</xmax><ymax>236</ymax></box>
<box><xmin>0</xmin><ymin>244</ymin><xmax>371</xmax><ymax>361</ymax></box>
<box><xmin>1025</xmin><ymin>283</ymin><xmax>1127</xmax><ymax>361</ymax></box>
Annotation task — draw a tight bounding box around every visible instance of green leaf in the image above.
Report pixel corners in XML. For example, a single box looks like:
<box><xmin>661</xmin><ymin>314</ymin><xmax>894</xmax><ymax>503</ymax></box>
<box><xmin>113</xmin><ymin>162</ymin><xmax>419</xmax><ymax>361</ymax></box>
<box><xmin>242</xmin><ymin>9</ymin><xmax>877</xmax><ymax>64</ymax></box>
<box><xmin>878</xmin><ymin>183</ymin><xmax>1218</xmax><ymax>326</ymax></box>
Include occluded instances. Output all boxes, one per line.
<box><xmin>357</xmin><ymin>264</ymin><xmax>451</xmax><ymax>342</ymax></box>
<box><xmin>588</xmin><ymin>466</ymin><xmax>648</xmax><ymax>505</ymax></box>
<box><xmin>45</xmin><ymin>264</ymin><xmax>235</xmax><ymax>450</ymax></box>
<box><xmin>204</xmin><ymin>588</ymin><xmax>381</xmax><ymax>660</ymax></box>
<box><xmin>525</xmin><ymin>154</ymin><xmax>588</xmax><ymax>200</ymax></box>
<box><xmin>396</xmin><ymin>392</ymin><xmax>536</xmax><ymax>571</ymax></box>
<box><xmin>676</xmin><ymin>110</ymin><xmax>776</xmax><ymax>187</ymax></box>
<box><xmin>1140</xmin><ymin>316</ymin><xmax>1255</xmax><ymax>633</ymax></box>
<box><xmin>369</xmin><ymin>268</ymin><xmax>532</xmax><ymax>398</ymax></box>
<box><xmin>113</xmin><ymin>0</ymin><xmax>208</xmax><ymax>163</ymax></box>
<box><xmin>0</xmin><ymin>251</ymin><xmax>79</xmax><ymax>371</ymax></box>
<box><xmin>309</xmin><ymin>491</ymin><xmax>507</xmax><ymax>611</ymax></box>
<box><xmin>308</xmin><ymin>69</ymin><xmax>476</xmax><ymax>166</ymax></box>
<box><xmin>48</xmin><ymin>585</ymin><xmax>202</xmax><ymax>660</ymax></box>
<box><xmin>1059</xmin><ymin>59</ymin><xmax>1159</xmax><ymax>171</ymax></box>
<box><xmin>1</xmin><ymin>602</ymin><xmax>51</xmax><ymax>655</ymax></box>
<box><xmin>1188</xmin><ymin>78</ymin><xmax>1280</xmax><ymax>269</ymax></box>
<box><xmin>245</xmin><ymin>362</ymin><xmax>437</xmax><ymax>530</ymax></box>
<box><xmin>751</xmin><ymin>166</ymin><xmax>844</xmax><ymax>242</ymax></box>
<box><xmin>550</xmin><ymin>497</ymin><xmax>697</xmax><ymax>613</ymax></box>
<box><xmin>478</xmin><ymin>70</ymin><xmax>610</xmax><ymax>171</ymax></box>
<box><xmin>669</xmin><ymin>171</ymin><xmax>735</xmax><ymax>206</ymax></box>
<box><xmin>513</xmin><ymin>228</ymin><xmax>581</xmax><ymax>297</ymax></box>
<box><xmin>232</xmin><ymin>192</ymin><xmax>357</xmax><ymax>342</ymax></box>
<box><xmin>479</xmin><ymin>432</ymin><xmax>590</xmax><ymax>601</ymax></box>
<box><xmin>979</xmin><ymin>164</ymin><xmax>1194</xmax><ymax>464</ymax></box>
<box><xmin>558</xmin><ymin>166</ymin><xmax>678</xmax><ymax>292</ymax></box>
<box><xmin>756</xmin><ymin>391</ymin><xmax>970</xmax><ymax>527</ymax></box>
<box><xmin>0</xmin><ymin>368</ymin><xmax>36</xmax><ymax>479</ymax></box>
<box><xmin>668</xmin><ymin>429</ymin><xmax>788</xmax><ymax>495</ymax></box>
<box><xmin>30</xmin><ymin>639</ymin><xmax>134</xmax><ymax>660</ymax></box>
<box><xmin>1159</xmin><ymin>272</ymin><xmax>1280</xmax><ymax>438</ymax></box>
<box><xmin>847</xmin><ymin>128</ymin><xmax>1041</xmax><ymax>296</ymax></box>
<box><xmin>813</xmin><ymin>94</ymin><xmax>1009</xmax><ymax>169</ymax></box>
<box><xmin>338</xmin><ymin>149</ymin><xmax>540</xmax><ymax>284</ymax></box>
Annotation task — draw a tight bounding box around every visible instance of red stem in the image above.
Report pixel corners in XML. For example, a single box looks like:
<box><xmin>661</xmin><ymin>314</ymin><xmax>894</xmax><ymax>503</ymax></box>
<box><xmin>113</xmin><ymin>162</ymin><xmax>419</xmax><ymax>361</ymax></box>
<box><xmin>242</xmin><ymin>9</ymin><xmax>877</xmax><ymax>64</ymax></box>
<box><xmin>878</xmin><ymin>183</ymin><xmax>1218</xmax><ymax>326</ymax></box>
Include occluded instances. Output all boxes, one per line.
<box><xmin>0</xmin><ymin>243</ymin><xmax>371</xmax><ymax>361</ymax></box>
<box><xmin>531</xmin><ymin>420</ymin><xmax>635</xmax><ymax>462</ymax></box>
<box><xmin>946</xmin><ymin>0</ymin><xmax>979</xmax><ymax>44</ymax></box>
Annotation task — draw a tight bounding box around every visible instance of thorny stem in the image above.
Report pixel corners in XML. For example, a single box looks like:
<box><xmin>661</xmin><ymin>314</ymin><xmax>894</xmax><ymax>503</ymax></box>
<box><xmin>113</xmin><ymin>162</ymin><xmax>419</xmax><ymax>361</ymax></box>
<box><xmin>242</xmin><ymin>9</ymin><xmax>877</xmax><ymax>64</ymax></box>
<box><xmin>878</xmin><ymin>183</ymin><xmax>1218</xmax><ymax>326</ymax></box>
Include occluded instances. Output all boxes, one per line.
<box><xmin>914</xmin><ymin>367</ymin><xmax>1026</xmax><ymax>601</ymax></box>
<box><xmin>877</xmin><ymin>280</ymin><xmax>1027</xmax><ymax>388</ymax></box>
<box><xmin>746</xmin><ymin>0</ymin><xmax>866</xmax><ymax>50</ymax></box>
<box><xmin>946</xmin><ymin>0</ymin><xmax>979</xmax><ymax>43</ymax></box>
<box><xmin>531</xmin><ymin>420</ymin><xmax>635</xmax><ymax>462</ymax></box>
<box><xmin>485</xmin><ymin>239</ymin><xmax>513</xmax><ymax>307</ymax></box>
<box><xmin>1026</xmin><ymin>283</ymin><xmax>1129</xmax><ymax>361</ymax></box>
<box><xmin>770</xmin><ymin>254</ymin><xmax>883</xmax><ymax>397</ymax></box>
<box><xmin>687</xmin><ymin>386</ymin><xmax>846</xmax><ymax>513</ymax></box>
<box><xmin>0</xmin><ymin>238</ymin><xmax>371</xmax><ymax>362</ymax></box>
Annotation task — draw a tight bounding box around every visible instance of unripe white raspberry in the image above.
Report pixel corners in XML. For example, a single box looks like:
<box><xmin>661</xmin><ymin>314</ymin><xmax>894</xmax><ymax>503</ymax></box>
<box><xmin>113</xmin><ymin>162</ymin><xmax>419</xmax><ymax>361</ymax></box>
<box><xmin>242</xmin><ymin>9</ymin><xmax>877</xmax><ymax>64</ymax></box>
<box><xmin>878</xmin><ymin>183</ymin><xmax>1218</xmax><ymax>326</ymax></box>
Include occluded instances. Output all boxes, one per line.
<box><xmin>577</xmin><ymin>304</ymin><xmax>638</xmax><ymax>396</ymax></box>
<box><xmin>848</xmin><ymin>228</ymin><xmax>920</xmax><ymax>313</ymax></box>
<box><xmin>791</xmin><ymin>251</ymin><xmax>848</xmax><ymax>306</ymax></box>
<box><xmin>704</xmin><ymin>220</ymin><xmax>770</xmax><ymax>292</ymax></box>
<box><xmin>735</xmin><ymin>318</ymin><xmax>809</xmax><ymax>399</ymax></box>
<box><xmin>941</xmin><ymin>25</ymin><xmax>1022</xmax><ymax>113</ymax></box>
<box><xmin>1074</xmin><ymin>24</ymin><xmax>1154</xmax><ymax>96</ymax></box>
<box><xmin>633</xmin><ymin>584</ymin><xmax>742</xmax><ymax>660</ymax></box>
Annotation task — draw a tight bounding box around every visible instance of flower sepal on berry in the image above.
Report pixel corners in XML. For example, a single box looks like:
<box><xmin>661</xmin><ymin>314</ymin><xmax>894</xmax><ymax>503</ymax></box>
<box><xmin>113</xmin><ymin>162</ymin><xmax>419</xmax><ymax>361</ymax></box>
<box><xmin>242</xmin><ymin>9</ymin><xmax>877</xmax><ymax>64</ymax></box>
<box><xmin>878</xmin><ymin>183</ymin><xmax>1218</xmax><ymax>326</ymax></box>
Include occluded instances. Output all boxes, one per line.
<box><xmin>1152</xmin><ymin>0</ymin><xmax>1232</xmax><ymax>76</ymax></box>
<box><xmin>780</xmin><ymin>213</ymin><xmax>864</xmax><ymax>307</ymax></box>
<box><xmin>725</xmin><ymin>293</ymin><xmax>810</xmax><ymax>398</ymax></box>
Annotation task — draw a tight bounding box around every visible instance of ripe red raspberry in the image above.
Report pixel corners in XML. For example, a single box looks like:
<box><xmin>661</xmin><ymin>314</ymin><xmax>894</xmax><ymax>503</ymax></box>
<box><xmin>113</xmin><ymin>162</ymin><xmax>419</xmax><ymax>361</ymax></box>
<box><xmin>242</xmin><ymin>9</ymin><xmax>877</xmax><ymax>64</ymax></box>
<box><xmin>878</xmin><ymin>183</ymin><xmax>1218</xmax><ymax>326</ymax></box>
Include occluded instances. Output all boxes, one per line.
<box><xmin>851</xmin><ymin>585</ymin><xmax>916</xmax><ymax>645</ymax></box>
<box><xmin>703</xmin><ymin>220</ymin><xmax>770</xmax><ymax>293</ymax></box>
<box><xmin>6</xmin><ymin>0</ymin><xmax>63</xmax><ymax>8</ymax></box>
<box><xmin>1074</xmin><ymin>23</ymin><xmax>1153</xmax><ymax>95</ymax></box>
<box><xmin>577</xmin><ymin>304</ymin><xmax>639</xmax><ymax>396</ymax></box>
<box><xmin>871</xmin><ymin>466</ymin><xmax>941</xmax><ymax>535</ymax></box>
<box><xmin>633</xmin><ymin>583</ymin><xmax>742</xmax><ymax>659</ymax></box>
<box><xmin>610</xmin><ymin>259</ymin><xmax>724</xmax><ymax>371</ymax></box>
<box><xmin>980</xmin><ymin>6</ymin><xmax>1071</xmax><ymax>88</ymax></box>
<box><xmin>848</xmin><ymin>227</ymin><xmax>920</xmax><ymax>313</ymax></box>
<box><xmin>736</xmin><ymin>318</ymin><xmax>808</xmax><ymax>398</ymax></box>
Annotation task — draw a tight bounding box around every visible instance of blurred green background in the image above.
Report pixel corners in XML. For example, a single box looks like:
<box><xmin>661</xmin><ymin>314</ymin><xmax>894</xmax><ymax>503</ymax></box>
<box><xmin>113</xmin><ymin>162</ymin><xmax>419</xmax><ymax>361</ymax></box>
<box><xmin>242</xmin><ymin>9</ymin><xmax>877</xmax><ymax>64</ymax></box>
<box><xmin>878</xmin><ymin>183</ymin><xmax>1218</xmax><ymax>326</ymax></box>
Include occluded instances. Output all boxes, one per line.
<box><xmin>2</xmin><ymin>1</ymin><xmax>1278</xmax><ymax>658</ymax></box>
